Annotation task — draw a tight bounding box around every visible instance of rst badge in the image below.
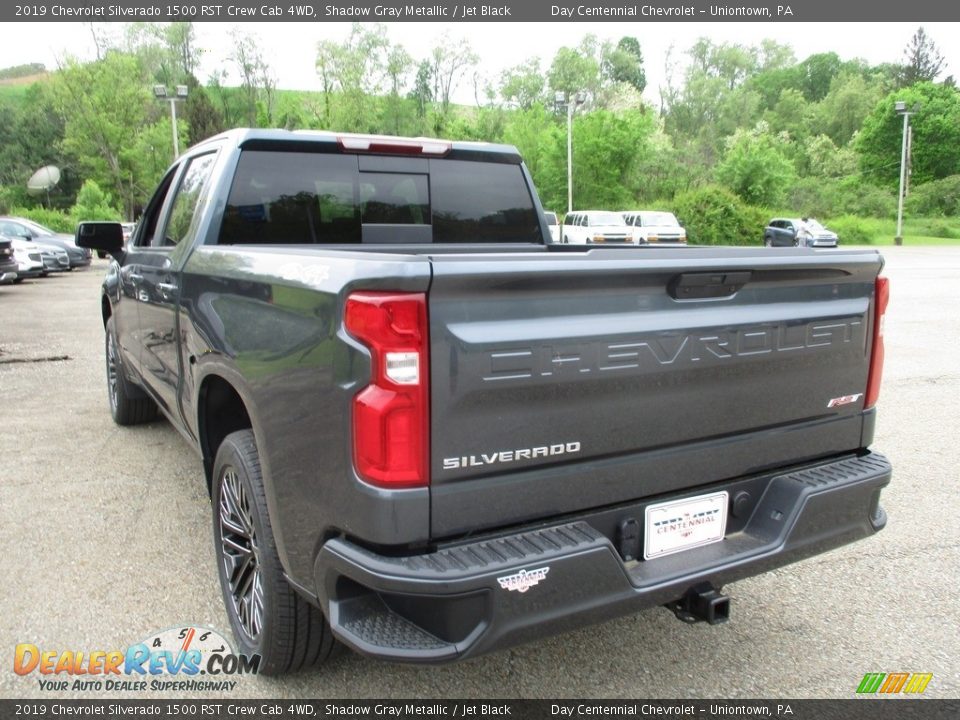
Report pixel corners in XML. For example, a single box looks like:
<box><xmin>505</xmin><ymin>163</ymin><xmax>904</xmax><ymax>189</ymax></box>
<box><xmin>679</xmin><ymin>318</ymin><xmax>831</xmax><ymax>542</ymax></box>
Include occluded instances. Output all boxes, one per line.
<box><xmin>497</xmin><ymin>567</ymin><xmax>550</xmax><ymax>593</ymax></box>
<box><xmin>828</xmin><ymin>393</ymin><xmax>863</xmax><ymax>408</ymax></box>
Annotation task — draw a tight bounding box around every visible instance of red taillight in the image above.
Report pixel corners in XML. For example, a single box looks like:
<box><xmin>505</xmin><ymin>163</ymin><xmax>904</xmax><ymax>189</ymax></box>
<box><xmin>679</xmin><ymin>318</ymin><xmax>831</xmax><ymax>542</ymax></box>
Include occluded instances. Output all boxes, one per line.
<box><xmin>865</xmin><ymin>276</ymin><xmax>889</xmax><ymax>409</ymax></box>
<box><xmin>345</xmin><ymin>292</ymin><xmax>429</xmax><ymax>489</ymax></box>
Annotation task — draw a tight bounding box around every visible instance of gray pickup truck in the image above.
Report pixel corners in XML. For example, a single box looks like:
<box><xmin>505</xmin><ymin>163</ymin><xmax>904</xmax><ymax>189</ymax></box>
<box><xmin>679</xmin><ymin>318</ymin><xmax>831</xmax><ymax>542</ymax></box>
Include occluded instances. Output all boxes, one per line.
<box><xmin>77</xmin><ymin>129</ymin><xmax>891</xmax><ymax>675</ymax></box>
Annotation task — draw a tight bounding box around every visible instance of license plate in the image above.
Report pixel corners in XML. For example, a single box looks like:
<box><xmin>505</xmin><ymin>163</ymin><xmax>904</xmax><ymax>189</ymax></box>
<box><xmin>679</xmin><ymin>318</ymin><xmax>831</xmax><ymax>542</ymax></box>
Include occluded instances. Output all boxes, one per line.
<box><xmin>643</xmin><ymin>491</ymin><xmax>728</xmax><ymax>560</ymax></box>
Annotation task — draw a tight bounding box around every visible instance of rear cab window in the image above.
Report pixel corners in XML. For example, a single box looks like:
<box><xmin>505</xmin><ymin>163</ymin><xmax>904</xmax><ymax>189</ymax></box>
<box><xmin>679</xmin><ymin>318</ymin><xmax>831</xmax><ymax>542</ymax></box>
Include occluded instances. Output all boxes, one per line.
<box><xmin>217</xmin><ymin>149</ymin><xmax>542</xmax><ymax>246</ymax></box>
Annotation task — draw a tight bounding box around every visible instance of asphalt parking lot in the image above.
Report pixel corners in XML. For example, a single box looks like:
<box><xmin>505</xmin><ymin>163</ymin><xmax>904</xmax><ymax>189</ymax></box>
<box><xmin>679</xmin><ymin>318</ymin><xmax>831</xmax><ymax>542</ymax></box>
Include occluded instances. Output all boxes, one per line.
<box><xmin>1</xmin><ymin>247</ymin><xmax>958</xmax><ymax>700</ymax></box>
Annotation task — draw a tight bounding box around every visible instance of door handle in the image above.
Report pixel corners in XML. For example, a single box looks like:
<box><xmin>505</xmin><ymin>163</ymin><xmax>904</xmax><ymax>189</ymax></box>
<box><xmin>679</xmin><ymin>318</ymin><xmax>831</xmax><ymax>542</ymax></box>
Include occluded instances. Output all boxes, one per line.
<box><xmin>127</xmin><ymin>272</ymin><xmax>143</xmax><ymax>282</ymax></box>
<box><xmin>157</xmin><ymin>282</ymin><xmax>179</xmax><ymax>298</ymax></box>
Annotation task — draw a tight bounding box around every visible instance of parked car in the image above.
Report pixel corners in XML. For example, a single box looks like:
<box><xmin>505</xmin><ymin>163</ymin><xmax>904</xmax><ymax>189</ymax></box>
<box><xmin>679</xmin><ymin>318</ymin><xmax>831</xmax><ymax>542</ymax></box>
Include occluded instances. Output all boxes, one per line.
<box><xmin>543</xmin><ymin>211</ymin><xmax>560</xmax><ymax>243</ymax></box>
<box><xmin>38</xmin><ymin>244</ymin><xmax>70</xmax><ymax>272</ymax></box>
<box><xmin>621</xmin><ymin>210</ymin><xmax>687</xmax><ymax>244</ymax></box>
<box><xmin>764</xmin><ymin>218</ymin><xmax>839</xmax><ymax>248</ymax></box>
<box><xmin>0</xmin><ymin>237</ymin><xmax>18</xmax><ymax>284</ymax></box>
<box><xmin>9</xmin><ymin>238</ymin><xmax>46</xmax><ymax>280</ymax></box>
<box><xmin>78</xmin><ymin>129</ymin><xmax>891</xmax><ymax>674</ymax></box>
<box><xmin>562</xmin><ymin>210</ymin><xmax>632</xmax><ymax>244</ymax></box>
<box><xmin>121</xmin><ymin>222</ymin><xmax>137</xmax><ymax>243</ymax></box>
<box><xmin>0</xmin><ymin>216</ymin><xmax>92</xmax><ymax>268</ymax></box>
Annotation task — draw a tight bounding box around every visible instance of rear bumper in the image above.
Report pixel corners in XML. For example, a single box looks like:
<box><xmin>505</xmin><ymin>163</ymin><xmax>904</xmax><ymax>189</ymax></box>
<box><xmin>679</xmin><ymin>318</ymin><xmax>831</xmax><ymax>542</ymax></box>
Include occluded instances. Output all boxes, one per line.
<box><xmin>314</xmin><ymin>452</ymin><xmax>890</xmax><ymax>663</ymax></box>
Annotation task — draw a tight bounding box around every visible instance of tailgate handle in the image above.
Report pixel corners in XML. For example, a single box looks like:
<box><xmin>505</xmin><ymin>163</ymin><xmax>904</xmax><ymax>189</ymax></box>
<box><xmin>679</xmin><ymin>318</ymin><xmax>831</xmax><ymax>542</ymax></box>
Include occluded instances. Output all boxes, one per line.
<box><xmin>669</xmin><ymin>271</ymin><xmax>751</xmax><ymax>300</ymax></box>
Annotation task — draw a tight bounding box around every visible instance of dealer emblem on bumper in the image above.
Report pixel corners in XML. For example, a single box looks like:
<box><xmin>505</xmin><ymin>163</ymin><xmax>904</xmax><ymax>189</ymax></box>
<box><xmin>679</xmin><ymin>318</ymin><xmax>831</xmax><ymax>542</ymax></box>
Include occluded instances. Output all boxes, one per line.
<box><xmin>497</xmin><ymin>567</ymin><xmax>550</xmax><ymax>593</ymax></box>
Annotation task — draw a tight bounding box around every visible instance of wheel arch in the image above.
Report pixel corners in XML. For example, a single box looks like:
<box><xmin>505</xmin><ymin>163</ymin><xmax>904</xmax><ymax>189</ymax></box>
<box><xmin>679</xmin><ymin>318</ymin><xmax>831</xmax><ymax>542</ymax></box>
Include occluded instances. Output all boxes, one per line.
<box><xmin>101</xmin><ymin>294</ymin><xmax>112</xmax><ymax>327</ymax></box>
<box><xmin>197</xmin><ymin>374</ymin><xmax>254</xmax><ymax>495</ymax></box>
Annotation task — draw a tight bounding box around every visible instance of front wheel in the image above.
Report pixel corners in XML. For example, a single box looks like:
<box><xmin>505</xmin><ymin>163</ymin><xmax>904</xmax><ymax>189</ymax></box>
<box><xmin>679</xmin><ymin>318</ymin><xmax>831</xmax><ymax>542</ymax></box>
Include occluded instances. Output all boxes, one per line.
<box><xmin>105</xmin><ymin>316</ymin><xmax>157</xmax><ymax>425</ymax></box>
<box><xmin>764</xmin><ymin>237</ymin><xmax>773</xmax><ymax>247</ymax></box>
<box><xmin>213</xmin><ymin>430</ymin><xmax>337</xmax><ymax>675</ymax></box>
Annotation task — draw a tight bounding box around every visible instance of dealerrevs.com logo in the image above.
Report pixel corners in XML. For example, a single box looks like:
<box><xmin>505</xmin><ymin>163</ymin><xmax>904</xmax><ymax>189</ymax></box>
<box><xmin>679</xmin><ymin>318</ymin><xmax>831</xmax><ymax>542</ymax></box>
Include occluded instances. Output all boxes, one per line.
<box><xmin>13</xmin><ymin>626</ymin><xmax>259</xmax><ymax>692</ymax></box>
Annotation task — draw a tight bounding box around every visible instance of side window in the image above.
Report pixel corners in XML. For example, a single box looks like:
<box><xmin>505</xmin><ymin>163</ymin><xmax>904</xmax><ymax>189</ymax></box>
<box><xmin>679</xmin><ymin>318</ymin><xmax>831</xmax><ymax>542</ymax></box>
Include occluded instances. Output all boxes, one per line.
<box><xmin>135</xmin><ymin>167</ymin><xmax>179</xmax><ymax>248</ymax></box>
<box><xmin>160</xmin><ymin>153</ymin><xmax>217</xmax><ymax>248</ymax></box>
<box><xmin>0</xmin><ymin>221</ymin><xmax>29</xmax><ymax>238</ymax></box>
<box><xmin>220</xmin><ymin>152</ymin><xmax>360</xmax><ymax>245</ymax></box>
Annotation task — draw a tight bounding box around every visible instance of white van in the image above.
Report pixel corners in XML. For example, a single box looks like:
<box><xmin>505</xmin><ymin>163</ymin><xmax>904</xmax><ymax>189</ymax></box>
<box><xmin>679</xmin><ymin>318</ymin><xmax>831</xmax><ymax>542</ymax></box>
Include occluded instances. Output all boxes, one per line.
<box><xmin>543</xmin><ymin>211</ymin><xmax>560</xmax><ymax>243</ymax></box>
<box><xmin>620</xmin><ymin>210</ymin><xmax>687</xmax><ymax>244</ymax></box>
<box><xmin>562</xmin><ymin>211</ymin><xmax>632</xmax><ymax>244</ymax></box>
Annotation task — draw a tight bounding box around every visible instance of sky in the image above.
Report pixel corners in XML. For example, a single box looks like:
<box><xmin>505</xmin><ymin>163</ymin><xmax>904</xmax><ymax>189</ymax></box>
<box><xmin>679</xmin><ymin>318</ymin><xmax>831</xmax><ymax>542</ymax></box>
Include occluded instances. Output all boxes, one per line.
<box><xmin>2</xmin><ymin>22</ymin><xmax>958</xmax><ymax>107</ymax></box>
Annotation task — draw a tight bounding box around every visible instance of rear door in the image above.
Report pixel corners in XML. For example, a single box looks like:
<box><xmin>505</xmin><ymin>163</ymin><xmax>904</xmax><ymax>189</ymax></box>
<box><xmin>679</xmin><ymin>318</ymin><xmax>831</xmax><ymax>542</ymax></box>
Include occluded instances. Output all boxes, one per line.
<box><xmin>426</xmin><ymin>249</ymin><xmax>883</xmax><ymax>537</ymax></box>
<box><xmin>138</xmin><ymin>151</ymin><xmax>219</xmax><ymax>420</ymax></box>
<box><xmin>113</xmin><ymin>168</ymin><xmax>180</xmax><ymax>381</ymax></box>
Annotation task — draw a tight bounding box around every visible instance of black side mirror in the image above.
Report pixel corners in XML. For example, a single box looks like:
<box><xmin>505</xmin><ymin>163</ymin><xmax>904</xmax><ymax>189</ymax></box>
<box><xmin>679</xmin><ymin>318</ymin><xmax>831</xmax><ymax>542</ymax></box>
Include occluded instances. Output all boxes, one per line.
<box><xmin>76</xmin><ymin>222</ymin><xmax>124</xmax><ymax>259</ymax></box>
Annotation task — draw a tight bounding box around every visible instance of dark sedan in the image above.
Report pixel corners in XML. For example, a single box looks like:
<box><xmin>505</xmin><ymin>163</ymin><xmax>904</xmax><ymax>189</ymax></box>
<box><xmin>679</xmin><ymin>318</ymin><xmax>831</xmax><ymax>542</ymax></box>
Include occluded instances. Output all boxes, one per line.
<box><xmin>0</xmin><ymin>237</ymin><xmax>18</xmax><ymax>283</ymax></box>
<box><xmin>0</xmin><ymin>216</ymin><xmax>92</xmax><ymax>268</ymax></box>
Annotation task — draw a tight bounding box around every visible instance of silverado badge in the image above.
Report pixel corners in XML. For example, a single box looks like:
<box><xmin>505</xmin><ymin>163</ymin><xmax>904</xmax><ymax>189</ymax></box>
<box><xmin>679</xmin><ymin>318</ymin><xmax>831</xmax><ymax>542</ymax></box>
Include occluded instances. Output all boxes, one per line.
<box><xmin>497</xmin><ymin>567</ymin><xmax>550</xmax><ymax>593</ymax></box>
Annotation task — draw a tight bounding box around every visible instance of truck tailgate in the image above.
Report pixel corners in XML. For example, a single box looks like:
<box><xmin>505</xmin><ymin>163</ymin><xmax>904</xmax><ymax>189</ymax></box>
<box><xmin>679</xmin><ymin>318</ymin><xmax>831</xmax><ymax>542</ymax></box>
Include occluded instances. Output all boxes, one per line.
<box><xmin>427</xmin><ymin>248</ymin><xmax>883</xmax><ymax>538</ymax></box>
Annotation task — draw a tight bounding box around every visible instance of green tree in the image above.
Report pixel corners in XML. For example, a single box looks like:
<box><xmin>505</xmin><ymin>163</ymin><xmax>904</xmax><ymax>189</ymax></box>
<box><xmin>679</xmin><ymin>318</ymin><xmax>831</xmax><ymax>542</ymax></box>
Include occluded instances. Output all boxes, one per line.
<box><xmin>671</xmin><ymin>185</ymin><xmax>766</xmax><ymax>246</ymax></box>
<box><xmin>71</xmin><ymin>179</ymin><xmax>121</xmax><ymax>221</ymax></box>
<box><xmin>716</xmin><ymin>122</ymin><xmax>796</xmax><ymax>205</ymax></box>
<box><xmin>165</xmin><ymin>22</ymin><xmax>202</xmax><ymax>78</ymax></box>
<box><xmin>537</xmin><ymin>109</ymin><xmax>655</xmax><ymax>210</ymax></box>
<box><xmin>51</xmin><ymin>53</ymin><xmax>152</xmax><ymax>216</ymax></box>
<box><xmin>230</xmin><ymin>29</ymin><xmax>276</xmax><ymax>126</ymax></box>
<box><xmin>901</xmin><ymin>27</ymin><xmax>946</xmax><ymax>85</ymax></box>
<box><xmin>803</xmin><ymin>134</ymin><xmax>858</xmax><ymax>178</ymax></box>
<box><xmin>764</xmin><ymin>87</ymin><xmax>812</xmax><ymax>141</ymax></box>
<box><xmin>500</xmin><ymin>58</ymin><xmax>546</xmax><ymax>110</ymax></box>
<box><xmin>383</xmin><ymin>44</ymin><xmax>414</xmax><ymax>134</ymax></box>
<box><xmin>796</xmin><ymin>52</ymin><xmax>845</xmax><ymax>101</ymax></box>
<box><xmin>548</xmin><ymin>46</ymin><xmax>600</xmax><ymax>102</ymax></box>
<box><xmin>603</xmin><ymin>37</ymin><xmax>646</xmax><ymax>93</ymax></box>
<box><xmin>0</xmin><ymin>82</ymin><xmax>69</xmax><ymax>204</ymax></box>
<box><xmin>183</xmin><ymin>75</ymin><xmax>225</xmax><ymax>144</ymax></box>
<box><xmin>812</xmin><ymin>71</ymin><xmax>885</xmax><ymax>146</ymax></box>
<box><xmin>409</xmin><ymin>60</ymin><xmax>433</xmax><ymax>121</ymax></box>
<box><xmin>429</xmin><ymin>35</ymin><xmax>478</xmax><ymax>129</ymax></box>
<box><xmin>316</xmin><ymin>23</ymin><xmax>395</xmax><ymax>132</ymax></box>
<box><xmin>502</xmin><ymin>104</ymin><xmax>559</xmax><ymax>188</ymax></box>
<box><xmin>856</xmin><ymin>83</ymin><xmax>960</xmax><ymax>187</ymax></box>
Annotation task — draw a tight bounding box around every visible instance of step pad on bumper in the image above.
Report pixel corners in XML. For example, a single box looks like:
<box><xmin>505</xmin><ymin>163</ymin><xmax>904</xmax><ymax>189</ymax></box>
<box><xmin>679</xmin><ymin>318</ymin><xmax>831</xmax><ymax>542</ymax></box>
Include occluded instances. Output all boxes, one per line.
<box><xmin>339</xmin><ymin>596</ymin><xmax>450</xmax><ymax>652</ymax></box>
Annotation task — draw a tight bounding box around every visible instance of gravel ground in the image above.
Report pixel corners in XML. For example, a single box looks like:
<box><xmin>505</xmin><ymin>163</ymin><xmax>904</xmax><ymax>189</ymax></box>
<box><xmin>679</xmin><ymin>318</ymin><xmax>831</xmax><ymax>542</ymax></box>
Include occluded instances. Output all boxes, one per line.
<box><xmin>1</xmin><ymin>247</ymin><xmax>958</xmax><ymax>700</ymax></box>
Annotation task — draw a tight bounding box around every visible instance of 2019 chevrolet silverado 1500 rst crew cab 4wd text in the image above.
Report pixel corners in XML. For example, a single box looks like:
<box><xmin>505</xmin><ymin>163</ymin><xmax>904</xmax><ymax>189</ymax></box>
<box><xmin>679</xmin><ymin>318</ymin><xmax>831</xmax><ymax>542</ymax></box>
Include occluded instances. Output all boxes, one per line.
<box><xmin>77</xmin><ymin>129</ymin><xmax>892</xmax><ymax>674</ymax></box>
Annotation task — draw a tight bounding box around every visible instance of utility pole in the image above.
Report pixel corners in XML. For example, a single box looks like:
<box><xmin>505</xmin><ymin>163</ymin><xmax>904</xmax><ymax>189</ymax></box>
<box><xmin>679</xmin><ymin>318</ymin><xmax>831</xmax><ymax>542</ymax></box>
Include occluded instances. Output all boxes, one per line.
<box><xmin>894</xmin><ymin>101</ymin><xmax>918</xmax><ymax>246</ymax></box>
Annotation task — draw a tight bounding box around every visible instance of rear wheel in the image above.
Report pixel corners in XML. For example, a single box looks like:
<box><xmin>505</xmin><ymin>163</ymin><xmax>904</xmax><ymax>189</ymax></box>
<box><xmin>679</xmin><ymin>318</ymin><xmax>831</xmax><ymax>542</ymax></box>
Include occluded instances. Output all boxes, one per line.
<box><xmin>764</xmin><ymin>237</ymin><xmax>773</xmax><ymax>247</ymax></box>
<box><xmin>105</xmin><ymin>316</ymin><xmax>158</xmax><ymax>425</ymax></box>
<box><xmin>213</xmin><ymin>430</ymin><xmax>337</xmax><ymax>675</ymax></box>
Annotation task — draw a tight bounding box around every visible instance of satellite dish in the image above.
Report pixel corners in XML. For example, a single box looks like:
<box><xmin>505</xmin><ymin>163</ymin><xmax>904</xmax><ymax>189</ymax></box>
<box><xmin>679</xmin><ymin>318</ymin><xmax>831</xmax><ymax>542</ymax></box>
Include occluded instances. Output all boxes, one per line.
<box><xmin>27</xmin><ymin>165</ymin><xmax>61</xmax><ymax>194</ymax></box>
<box><xmin>26</xmin><ymin>166</ymin><xmax>61</xmax><ymax>207</ymax></box>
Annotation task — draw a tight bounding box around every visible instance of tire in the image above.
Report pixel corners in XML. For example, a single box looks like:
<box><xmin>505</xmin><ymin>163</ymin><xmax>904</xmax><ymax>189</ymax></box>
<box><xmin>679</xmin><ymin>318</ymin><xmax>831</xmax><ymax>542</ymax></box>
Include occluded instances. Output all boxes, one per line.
<box><xmin>212</xmin><ymin>429</ymin><xmax>337</xmax><ymax>675</ymax></box>
<box><xmin>105</xmin><ymin>316</ymin><xmax>158</xmax><ymax>425</ymax></box>
<box><xmin>764</xmin><ymin>237</ymin><xmax>773</xmax><ymax>247</ymax></box>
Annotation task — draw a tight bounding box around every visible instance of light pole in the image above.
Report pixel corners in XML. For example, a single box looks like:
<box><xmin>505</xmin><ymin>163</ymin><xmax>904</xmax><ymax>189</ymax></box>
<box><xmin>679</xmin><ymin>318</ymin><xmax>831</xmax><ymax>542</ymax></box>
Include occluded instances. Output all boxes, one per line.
<box><xmin>154</xmin><ymin>84</ymin><xmax>189</xmax><ymax>160</ymax></box>
<box><xmin>554</xmin><ymin>91</ymin><xmax>586</xmax><ymax>214</ymax></box>
<box><xmin>894</xmin><ymin>100</ymin><xmax>918</xmax><ymax>246</ymax></box>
